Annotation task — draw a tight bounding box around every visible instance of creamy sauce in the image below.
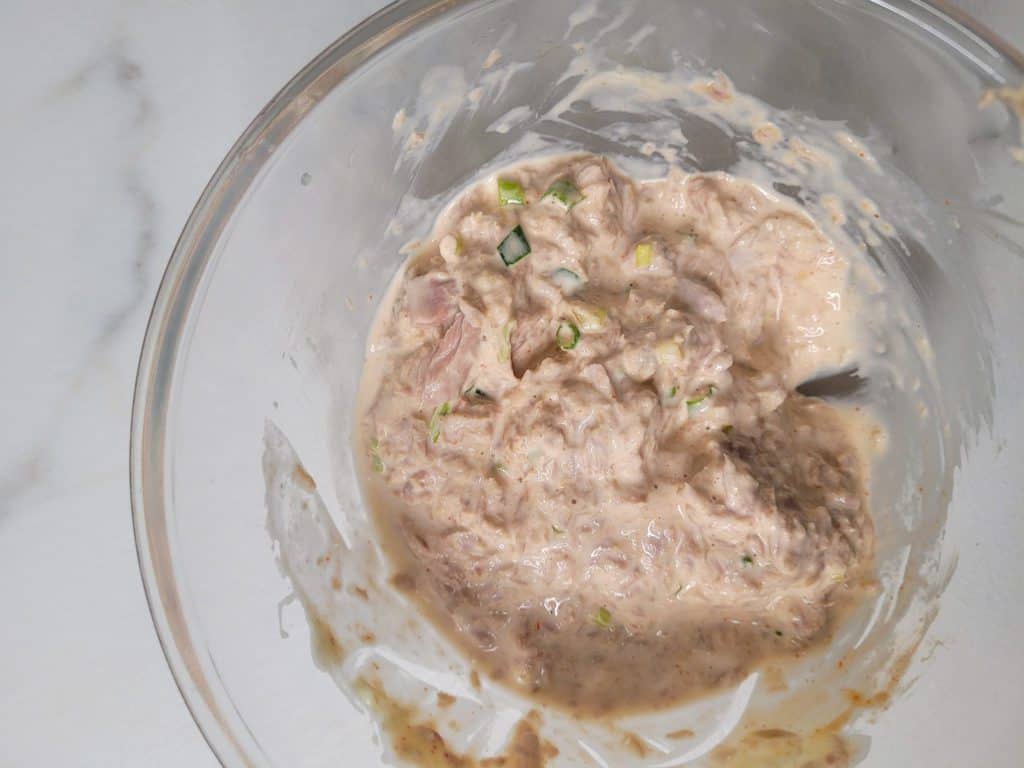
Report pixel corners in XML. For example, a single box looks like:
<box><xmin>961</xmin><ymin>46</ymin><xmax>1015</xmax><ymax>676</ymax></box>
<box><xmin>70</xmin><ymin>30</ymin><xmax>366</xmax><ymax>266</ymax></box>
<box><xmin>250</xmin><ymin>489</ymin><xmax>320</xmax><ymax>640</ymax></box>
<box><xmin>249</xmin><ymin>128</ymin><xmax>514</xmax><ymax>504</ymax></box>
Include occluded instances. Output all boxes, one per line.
<box><xmin>357</xmin><ymin>153</ymin><xmax>877</xmax><ymax>714</ymax></box>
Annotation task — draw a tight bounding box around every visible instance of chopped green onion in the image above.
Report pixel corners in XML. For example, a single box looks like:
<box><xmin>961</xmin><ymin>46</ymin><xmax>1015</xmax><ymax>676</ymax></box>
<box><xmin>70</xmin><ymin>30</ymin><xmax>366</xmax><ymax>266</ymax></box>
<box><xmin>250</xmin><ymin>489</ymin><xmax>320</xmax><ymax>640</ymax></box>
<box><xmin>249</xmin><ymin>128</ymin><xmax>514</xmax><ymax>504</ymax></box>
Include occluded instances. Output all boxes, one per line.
<box><xmin>543</xmin><ymin>179</ymin><xmax>583</xmax><ymax>208</ymax></box>
<box><xmin>427</xmin><ymin>402</ymin><xmax>450</xmax><ymax>443</ymax></box>
<box><xmin>497</xmin><ymin>225</ymin><xmax>530</xmax><ymax>266</ymax></box>
<box><xmin>550</xmin><ymin>267</ymin><xmax>585</xmax><ymax>295</ymax></box>
<box><xmin>572</xmin><ymin>304</ymin><xmax>608</xmax><ymax>332</ymax></box>
<box><xmin>497</xmin><ymin>178</ymin><xmax>525</xmax><ymax>206</ymax></box>
<box><xmin>722</xmin><ymin>424</ymin><xmax>734</xmax><ymax>435</ymax></box>
<box><xmin>686</xmin><ymin>385</ymin><xmax>716</xmax><ymax>406</ymax></box>
<box><xmin>634</xmin><ymin>242</ymin><xmax>653</xmax><ymax>268</ymax></box>
<box><xmin>369</xmin><ymin>438</ymin><xmax>384</xmax><ymax>473</ymax></box>
<box><xmin>555</xmin><ymin>321</ymin><xmax>580</xmax><ymax>351</ymax></box>
<box><xmin>552</xmin><ymin>524</ymin><xmax>566</xmax><ymax>534</ymax></box>
<box><xmin>656</xmin><ymin>340</ymin><xmax>682</xmax><ymax>365</ymax></box>
<box><xmin>686</xmin><ymin>385</ymin><xmax>716</xmax><ymax>413</ymax></box>
<box><xmin>497</xmin><ymin>320</ymin><xmax>515</xmax><ymax>362</ymax></box>
<box><xmin>465</xmin><ymin>386</ymin><xmax>491</xmax><ymax>401</ymax></box>
<box><xmin>594</xmin><ymin>607</ymin><xmax>612</xmax><ymax>628</ymax></box>
<box><xmin>668</xmin><ymin>386</ymin><xmax>678</xmax><ymax>398</ymax></box>
<box><xmin>741</xmin><ymin>555</ymin><xmax>754</xmax><ymax>567</ymax></box>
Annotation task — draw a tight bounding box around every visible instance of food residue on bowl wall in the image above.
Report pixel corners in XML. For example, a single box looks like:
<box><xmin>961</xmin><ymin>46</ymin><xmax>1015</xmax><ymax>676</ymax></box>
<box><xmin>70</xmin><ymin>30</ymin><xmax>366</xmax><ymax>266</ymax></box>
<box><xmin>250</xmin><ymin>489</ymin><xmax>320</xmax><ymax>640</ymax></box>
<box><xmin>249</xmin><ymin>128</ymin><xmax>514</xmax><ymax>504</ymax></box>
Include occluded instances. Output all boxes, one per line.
<box><xmin>262</xmin><ymin>2</ymin><xmax>975</xmax><ymax>762</ymax></box>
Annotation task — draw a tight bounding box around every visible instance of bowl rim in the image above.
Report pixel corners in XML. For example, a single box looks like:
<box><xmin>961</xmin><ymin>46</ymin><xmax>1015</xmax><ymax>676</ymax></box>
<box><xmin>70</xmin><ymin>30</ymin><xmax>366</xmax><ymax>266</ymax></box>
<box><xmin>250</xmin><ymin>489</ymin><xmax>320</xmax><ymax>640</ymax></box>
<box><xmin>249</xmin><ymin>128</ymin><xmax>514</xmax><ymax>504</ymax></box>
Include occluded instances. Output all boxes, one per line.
<box><xmin>129</xmin><ymin>0</ymin><xmax>1024</xmax><ymax>765</ymax></box>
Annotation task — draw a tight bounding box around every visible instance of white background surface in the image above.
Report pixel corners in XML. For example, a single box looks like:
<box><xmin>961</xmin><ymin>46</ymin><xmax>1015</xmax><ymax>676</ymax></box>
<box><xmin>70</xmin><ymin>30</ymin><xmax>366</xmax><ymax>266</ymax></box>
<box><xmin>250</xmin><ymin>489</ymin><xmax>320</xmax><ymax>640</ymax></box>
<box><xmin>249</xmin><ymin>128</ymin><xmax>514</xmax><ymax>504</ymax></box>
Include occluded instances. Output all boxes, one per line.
<box><xmin>0</xmin><ymin>1</ymin><xmax>1020</xmax><ymax>765</ymax></box>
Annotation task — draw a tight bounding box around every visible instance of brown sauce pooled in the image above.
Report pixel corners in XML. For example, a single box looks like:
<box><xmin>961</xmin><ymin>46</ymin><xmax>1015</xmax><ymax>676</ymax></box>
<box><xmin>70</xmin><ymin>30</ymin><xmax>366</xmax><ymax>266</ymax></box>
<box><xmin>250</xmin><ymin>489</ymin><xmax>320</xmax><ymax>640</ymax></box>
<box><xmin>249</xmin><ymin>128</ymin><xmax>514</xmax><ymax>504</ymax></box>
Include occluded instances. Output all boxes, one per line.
<box><xmin>357</xmin><ymin>681</ymin><xmax>557</xmax><ymax>768</ymax></box>
<box><xmin>711</xmin><ymin>729</ymin><xmax>849</xmax><ymax>768</ymax></box>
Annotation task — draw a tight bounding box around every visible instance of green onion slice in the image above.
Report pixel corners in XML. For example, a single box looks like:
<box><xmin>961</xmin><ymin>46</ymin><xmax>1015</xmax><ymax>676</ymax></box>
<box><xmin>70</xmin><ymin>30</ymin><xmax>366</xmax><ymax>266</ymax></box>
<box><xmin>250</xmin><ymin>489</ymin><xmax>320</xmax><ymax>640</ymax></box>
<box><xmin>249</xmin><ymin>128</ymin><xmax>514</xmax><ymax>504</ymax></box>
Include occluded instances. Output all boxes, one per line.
<box><xmin>572</xmin><ymin>303</ymin><xmax>608</xmax><ymax>331</ymax></box>
<box><xmin>497</xmin><ymin>178</ymin><xmax>525</xmax><ymax>206</ymax></box>
<box><xmin>498</xmin><ymin>225</ymin><xmax>531</xmax><ymax>266</ymax></box>
<box><xmin>427</xmin><ymin>402</ymin><xmax>451</xmax><ymax>443</ymax></box>
<box><xmin>634</xmin><ymin>242</ymin><xmax>653</xmax><ymax>268</ymax></box>
<box><xmin>686</xmin><ymin>385</ymin><xmax>716</xmax><ymax>413</ymax></box>
<box><xmin>594</xmin><ymin>606</ymin><xmax>612</xmax><ymax>628</ymax></box>
<box><xmin>550</xmin><ymin>267</ymin><xmax>584</xmax><ymax>295</ymax></box>
<box><xmin>543</xmin><ymin>179</ymin><xmax>583</xmax><ymax>208</ymax></box>
<box><xmin>369</xmin><ymin>438</ymin><xmax>384</xmax><ymax>473</ymax></box>
<box><xmin>555</xmin><ymin>321</ymin><xmax>580</xmax><ymax>351</ymax></box>
<box><xmin>497</xmin><ymin>320</ymin><xmax>515</xmax><ymax>362</ymax></box>
<box><xmin>465</xmin><ymin>385</ymin><xmax>491</xmax><ymax>401</ymax></box>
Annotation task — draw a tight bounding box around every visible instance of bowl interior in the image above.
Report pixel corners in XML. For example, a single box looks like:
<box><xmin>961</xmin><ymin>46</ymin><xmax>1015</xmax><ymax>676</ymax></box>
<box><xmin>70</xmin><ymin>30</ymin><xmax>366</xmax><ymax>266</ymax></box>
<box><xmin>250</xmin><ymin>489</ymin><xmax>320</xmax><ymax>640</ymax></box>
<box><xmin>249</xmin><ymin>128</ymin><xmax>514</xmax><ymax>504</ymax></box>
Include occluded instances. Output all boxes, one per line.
<box><xmin>134</xmin><ymin>1</ymin><xmax>1024</xmax><ymax>765</ymax></box>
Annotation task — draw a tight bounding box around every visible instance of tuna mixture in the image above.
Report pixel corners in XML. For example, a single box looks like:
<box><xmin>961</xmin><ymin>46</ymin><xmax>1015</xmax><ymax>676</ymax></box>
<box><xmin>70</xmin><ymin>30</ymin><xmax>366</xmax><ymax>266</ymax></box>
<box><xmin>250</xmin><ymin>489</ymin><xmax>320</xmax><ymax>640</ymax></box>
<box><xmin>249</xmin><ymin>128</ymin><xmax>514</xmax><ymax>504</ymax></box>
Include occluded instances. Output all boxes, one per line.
<box><xmin>358</xmin><ymin>154</ymin><xmax>874</xmax><ymax>714</ymax></box>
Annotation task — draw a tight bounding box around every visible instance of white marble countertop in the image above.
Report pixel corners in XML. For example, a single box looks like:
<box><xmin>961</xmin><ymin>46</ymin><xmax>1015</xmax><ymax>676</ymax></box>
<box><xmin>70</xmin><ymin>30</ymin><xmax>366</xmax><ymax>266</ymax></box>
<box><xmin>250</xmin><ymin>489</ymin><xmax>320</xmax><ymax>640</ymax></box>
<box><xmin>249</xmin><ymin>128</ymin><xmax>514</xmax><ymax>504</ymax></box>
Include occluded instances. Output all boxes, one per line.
<box><xmin>0</xmin><ymin>1</ymin><xmax>1020</xmax><ymax>765</ymax></box>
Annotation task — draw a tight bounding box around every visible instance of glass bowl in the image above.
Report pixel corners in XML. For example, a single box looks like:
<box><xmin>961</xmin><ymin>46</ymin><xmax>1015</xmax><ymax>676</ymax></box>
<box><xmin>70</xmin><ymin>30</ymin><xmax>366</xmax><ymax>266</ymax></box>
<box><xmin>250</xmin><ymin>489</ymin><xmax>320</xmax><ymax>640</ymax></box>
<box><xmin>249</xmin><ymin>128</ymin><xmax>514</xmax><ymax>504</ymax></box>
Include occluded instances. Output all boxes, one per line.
<box><xmin>131</xmin><ymin>1</ymin><xmax>1024</xmax><ymax>765</ymax></box>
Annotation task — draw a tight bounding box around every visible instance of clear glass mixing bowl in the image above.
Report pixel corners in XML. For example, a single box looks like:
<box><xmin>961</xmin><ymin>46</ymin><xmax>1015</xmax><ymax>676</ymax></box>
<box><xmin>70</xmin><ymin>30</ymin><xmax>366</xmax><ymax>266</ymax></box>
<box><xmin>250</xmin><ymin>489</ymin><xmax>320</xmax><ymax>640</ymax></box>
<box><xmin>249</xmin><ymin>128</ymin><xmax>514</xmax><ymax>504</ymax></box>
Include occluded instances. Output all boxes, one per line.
<box><xmin>132</xmin><ymin>1</ymin><xmax>1024</xmax><ymax>765</ymax></box>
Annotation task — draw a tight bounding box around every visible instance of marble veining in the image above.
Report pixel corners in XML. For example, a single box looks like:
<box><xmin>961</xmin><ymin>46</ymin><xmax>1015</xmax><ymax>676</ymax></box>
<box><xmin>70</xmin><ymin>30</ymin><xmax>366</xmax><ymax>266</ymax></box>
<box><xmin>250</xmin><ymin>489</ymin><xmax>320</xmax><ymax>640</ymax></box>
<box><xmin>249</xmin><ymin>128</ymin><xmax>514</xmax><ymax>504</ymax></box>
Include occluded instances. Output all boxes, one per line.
<box><xmin>0</xmin><ymin>2</ymin><xmax>380</xmax><ymax>764</ymax></box>
<box><xmin>1</xmin><ymin>43</ymin><xmax>156</xmax><ymax>510</ymax></box>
